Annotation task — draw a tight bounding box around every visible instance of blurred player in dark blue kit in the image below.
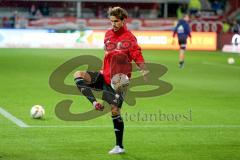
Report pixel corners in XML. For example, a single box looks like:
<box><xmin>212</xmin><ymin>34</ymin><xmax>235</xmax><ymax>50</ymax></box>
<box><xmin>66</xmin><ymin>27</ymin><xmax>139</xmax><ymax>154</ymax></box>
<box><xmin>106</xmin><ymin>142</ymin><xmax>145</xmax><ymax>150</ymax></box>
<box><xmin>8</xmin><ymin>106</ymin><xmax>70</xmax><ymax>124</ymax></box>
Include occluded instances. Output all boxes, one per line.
<box><xmin>173</xmin><ymin>14</ymin><xmax>191</xmax><ymax>68</ymax></box>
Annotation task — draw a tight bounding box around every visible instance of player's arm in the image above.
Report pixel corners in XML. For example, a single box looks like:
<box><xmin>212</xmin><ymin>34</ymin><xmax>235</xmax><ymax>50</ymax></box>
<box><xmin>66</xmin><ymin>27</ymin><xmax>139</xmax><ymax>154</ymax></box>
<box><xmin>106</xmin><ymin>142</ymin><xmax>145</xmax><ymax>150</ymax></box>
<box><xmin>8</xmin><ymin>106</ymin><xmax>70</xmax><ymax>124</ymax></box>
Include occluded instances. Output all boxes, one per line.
<box><xmin>187</xmin><ymin>24</ymin><xmax>192</xmax><ymax>44</ymax></box>
<box><xmin>189</xmin><ymin>35</ymin><xmax>192</xmax><ymax>44</ymax></box>
<box><xmin>188</xmin><ymin>32</ymin><xmax>192</xmax><ymax>44</ymax></box>
<box><xmin>129</xmin><ymin>35</ymin><xmax>149</xmax><ymax>80</ymax></box>
<box><xmin>172</xmin><ymin>22</ymin><xmax>180</xmax><ymax>44</ymax></box>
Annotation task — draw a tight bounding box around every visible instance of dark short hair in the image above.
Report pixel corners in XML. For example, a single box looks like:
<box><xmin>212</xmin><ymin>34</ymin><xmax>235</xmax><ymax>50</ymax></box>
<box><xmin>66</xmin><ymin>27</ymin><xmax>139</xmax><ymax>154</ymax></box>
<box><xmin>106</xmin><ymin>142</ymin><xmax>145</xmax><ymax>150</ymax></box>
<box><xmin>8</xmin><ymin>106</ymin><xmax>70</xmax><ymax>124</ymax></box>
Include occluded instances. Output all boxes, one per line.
<box><xmin>108</xmin><ymin>7</ymin><xmax>128</xmax><ymax>20</ymax></box>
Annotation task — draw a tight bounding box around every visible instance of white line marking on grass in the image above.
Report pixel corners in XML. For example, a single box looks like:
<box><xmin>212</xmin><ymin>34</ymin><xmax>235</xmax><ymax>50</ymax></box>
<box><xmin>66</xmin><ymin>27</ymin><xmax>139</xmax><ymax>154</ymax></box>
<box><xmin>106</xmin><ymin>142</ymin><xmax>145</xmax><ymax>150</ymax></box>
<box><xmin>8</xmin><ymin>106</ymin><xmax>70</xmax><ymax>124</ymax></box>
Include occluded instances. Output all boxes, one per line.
<box><xmin>0</xmin><ymin>107</ymin><xmax>29</xmax><ymax>128</ymax></box>
<box><xmin>202</xmin><ymin>61</ymin><xmax>240</xmax><ymax>69</ymax></box>
<box><xmin>30</xmin><ymin>125</ymin><xmax>112</xmax><ymax>128</ymax></box>
<box><xmin>28</xmin><ymin>124</ymin><xmax>240</xmax><ymax>128</ymax></box>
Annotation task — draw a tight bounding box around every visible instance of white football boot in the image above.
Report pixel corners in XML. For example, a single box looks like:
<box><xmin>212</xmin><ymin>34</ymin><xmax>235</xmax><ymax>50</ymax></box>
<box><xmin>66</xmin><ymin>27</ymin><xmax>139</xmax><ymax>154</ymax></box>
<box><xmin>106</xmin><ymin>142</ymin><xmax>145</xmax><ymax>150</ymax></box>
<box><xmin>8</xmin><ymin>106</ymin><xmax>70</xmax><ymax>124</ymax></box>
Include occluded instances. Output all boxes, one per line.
<box><xmin>108</xmin><ymin>145</ymin><xmax>125</xmax><ymax>154</ymax></box>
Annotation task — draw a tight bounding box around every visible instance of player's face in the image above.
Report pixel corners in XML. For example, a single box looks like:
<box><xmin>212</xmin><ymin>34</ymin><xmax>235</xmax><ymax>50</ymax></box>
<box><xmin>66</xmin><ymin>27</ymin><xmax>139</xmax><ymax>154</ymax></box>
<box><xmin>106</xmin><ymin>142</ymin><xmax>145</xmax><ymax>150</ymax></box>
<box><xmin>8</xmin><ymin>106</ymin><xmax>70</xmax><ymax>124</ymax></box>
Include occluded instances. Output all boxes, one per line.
<box><xmin>110</xmin><ymin>16</ymin><xmax>124</xmax><ymax>32</ymax></box>
<box><xmin>184</xmin><ymin>15</ymin><xmax>190</xmax><ymax>22</ymax></box>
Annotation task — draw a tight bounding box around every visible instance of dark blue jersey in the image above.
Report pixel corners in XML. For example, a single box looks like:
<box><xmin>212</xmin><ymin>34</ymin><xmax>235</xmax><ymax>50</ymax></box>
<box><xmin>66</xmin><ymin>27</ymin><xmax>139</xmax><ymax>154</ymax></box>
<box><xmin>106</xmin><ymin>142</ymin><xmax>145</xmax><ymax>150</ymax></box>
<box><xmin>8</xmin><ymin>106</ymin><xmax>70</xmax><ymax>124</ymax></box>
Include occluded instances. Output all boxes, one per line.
<box><xmin>173</xmin><ymin>19</ymin><xmax>191</xmax><ymax>39</ymax></box>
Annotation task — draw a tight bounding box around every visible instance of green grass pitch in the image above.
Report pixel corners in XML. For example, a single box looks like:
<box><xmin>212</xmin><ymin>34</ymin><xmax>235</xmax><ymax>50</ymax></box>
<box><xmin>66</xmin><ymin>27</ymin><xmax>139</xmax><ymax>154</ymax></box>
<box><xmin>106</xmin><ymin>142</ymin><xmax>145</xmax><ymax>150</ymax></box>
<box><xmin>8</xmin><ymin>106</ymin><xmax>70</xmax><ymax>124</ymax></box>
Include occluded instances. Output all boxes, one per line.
<box><xmin>0</xmin><ymin>48</ymin><xmax>240</xmax><ymax>160</ymax></box>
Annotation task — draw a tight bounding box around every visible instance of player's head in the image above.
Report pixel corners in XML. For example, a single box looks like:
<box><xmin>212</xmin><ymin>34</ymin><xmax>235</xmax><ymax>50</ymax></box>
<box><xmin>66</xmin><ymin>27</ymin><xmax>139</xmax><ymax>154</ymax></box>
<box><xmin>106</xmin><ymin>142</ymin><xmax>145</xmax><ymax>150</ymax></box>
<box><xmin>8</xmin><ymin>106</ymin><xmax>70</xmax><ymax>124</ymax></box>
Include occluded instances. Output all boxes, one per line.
<box><xmin>183</xmin><ymin>14</ymin><xmax>190</xmax><ymax>22</ymax></box>
<box><xmin>108</xmin><ymin>7</ymin><xmax>128</xmax><ymax>32</ymax></box>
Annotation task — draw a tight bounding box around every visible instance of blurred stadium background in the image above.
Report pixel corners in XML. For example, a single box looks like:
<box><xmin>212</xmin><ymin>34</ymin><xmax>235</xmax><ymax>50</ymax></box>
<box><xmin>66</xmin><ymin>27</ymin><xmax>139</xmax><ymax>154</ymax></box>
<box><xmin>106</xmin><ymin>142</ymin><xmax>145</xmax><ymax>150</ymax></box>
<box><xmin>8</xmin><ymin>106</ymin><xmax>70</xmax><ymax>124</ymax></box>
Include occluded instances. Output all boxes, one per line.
<box><xmin>0</xmin><ymin>0</ymin><xmax>240</xmax><ymax>160</ymax></box>
<box><xmin>0</xmin><ymin>0</ymin><xmax>240</xmax><ymax>50</ymax></box>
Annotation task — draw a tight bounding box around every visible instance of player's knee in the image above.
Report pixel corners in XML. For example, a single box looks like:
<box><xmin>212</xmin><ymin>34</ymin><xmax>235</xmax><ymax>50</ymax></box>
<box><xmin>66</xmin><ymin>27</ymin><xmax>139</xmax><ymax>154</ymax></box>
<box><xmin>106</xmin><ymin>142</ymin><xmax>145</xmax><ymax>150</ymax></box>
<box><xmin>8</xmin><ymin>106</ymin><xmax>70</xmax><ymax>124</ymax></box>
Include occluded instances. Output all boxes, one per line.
<box><xmin>74</xmin><ymin>71</ymin><xmax>85</xmax><ymax>79</ymax></box>
<box><xmin>111</xmin><ymin>106</ymin><xmax>120</xmax><ymax>116</ymax></box>
<box><xmin>74</xmin><ymin>71</ymin><xmax>92</xmax><ymax>84</ymax></box>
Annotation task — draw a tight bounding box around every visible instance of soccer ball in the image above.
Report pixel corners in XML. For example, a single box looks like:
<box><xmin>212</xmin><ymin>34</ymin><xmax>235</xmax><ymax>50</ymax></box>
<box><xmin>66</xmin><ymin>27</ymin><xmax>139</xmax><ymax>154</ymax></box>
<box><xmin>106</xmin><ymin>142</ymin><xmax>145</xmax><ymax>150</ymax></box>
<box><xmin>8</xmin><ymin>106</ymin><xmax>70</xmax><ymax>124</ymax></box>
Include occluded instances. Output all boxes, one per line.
<box><xmin>111</xmin><ymin>73</ymin><xmax>129</xmax><ymax>91</ymax></box>
<box><xmin>228</xmin><ymin>57</ymin><xmax>235</xmax><ymax>64</ymax></box>
<box><xmin>30</xmin><ymin>105</ymin><xmax>45</xmax><ymax>119</ymax></box>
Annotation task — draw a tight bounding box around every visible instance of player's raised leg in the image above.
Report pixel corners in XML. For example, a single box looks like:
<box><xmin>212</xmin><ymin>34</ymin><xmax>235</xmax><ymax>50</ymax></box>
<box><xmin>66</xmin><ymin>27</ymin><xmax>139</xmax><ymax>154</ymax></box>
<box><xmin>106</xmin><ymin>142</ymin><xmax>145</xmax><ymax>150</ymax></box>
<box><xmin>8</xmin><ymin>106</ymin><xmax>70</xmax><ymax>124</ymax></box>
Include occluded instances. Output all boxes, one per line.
<box><xmin>73</xmin><ymin>71</ymin><xmax>104</xmax><ymax>111</ymax></box>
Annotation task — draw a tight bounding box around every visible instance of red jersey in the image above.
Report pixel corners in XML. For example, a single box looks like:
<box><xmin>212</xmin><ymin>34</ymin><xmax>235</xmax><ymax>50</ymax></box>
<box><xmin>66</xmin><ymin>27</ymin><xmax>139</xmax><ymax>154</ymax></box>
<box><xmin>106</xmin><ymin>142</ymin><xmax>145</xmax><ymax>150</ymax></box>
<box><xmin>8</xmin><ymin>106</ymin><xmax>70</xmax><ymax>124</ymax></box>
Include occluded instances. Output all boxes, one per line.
<box><xmin>101</xmin><ymin>25</ymin><xmax>145</xmax><ymax>84</ymax></box>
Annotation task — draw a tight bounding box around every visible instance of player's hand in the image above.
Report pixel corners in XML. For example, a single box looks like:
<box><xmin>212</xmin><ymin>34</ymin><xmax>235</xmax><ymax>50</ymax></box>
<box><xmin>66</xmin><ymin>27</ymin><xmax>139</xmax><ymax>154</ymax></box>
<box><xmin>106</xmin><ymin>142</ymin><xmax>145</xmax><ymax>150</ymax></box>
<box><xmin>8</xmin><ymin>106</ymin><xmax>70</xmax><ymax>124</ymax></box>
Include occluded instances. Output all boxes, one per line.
<box><xmin>140</xmin><ymin>70</ymin><xmax>149</xmax><ymax>82</ymax></box>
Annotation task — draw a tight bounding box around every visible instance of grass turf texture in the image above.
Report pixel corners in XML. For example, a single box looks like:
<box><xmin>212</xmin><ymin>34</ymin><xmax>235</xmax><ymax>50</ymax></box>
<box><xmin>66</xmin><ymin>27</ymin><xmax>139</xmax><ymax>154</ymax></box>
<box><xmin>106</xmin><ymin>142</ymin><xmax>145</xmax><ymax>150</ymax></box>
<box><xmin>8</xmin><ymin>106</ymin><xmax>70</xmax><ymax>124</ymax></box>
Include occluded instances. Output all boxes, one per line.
<box><xmin>0</xmin><ymin>48</ymin><xmax>240</xmax><ymax>160</ymax></box>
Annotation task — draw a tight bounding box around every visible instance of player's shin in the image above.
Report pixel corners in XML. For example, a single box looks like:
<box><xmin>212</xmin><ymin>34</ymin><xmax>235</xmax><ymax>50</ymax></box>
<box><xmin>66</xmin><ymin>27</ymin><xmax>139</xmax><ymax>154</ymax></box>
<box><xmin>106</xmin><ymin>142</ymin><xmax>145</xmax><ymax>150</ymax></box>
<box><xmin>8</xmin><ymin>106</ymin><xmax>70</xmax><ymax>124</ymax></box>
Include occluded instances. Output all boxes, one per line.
<box><xmin>112</xmin><ymin>114</ymin><xmax>124</xmax><ymax>149</ymax></box>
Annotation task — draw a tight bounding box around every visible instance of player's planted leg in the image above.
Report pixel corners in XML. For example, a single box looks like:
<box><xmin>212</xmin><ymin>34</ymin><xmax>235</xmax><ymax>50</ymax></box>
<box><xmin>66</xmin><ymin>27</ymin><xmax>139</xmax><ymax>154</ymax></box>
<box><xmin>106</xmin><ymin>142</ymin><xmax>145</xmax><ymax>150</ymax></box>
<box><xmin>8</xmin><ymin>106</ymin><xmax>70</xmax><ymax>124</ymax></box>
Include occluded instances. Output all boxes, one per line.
<box><xmin>109</xmin><ymin>106</ymin><xmax>125</xmax><ymax>154</ymax></box>
<box><xmin>179</xmin><ymin>49</ymin><xmax>185</xmax><ymax>68</ymax></box>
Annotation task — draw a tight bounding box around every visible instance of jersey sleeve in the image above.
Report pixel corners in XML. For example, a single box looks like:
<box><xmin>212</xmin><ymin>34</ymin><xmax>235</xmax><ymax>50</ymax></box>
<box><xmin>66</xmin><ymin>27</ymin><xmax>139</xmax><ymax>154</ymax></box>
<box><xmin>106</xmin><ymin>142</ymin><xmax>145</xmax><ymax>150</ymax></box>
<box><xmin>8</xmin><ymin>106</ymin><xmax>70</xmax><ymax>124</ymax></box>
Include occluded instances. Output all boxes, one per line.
<box><xmin>173</xmin><ymin>21</ymin><xmax>180</xmax><ymax>37</ymax></box>
<box><xmin>129</xmin><ymin>33</ymin><xmax>145</xmax><ymax>65</ymax></box>
<box><xmin>187</xmin><ymin>24</ymin><xmax>192</xmax><ymax>38</ymax></box>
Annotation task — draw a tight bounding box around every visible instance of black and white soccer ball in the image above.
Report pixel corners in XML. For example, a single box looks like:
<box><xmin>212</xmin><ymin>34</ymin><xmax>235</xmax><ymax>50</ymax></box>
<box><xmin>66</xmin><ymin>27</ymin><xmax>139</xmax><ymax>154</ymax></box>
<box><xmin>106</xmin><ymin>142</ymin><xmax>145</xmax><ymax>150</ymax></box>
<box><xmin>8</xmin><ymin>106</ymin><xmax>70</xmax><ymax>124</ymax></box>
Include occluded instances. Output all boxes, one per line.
<box><xmin>228</xmin><ymin>57</ymin><xmax>235</xmax><ymax>64</ymax></box>
<box><xmin>111</xmin><ymin>73</ymin><xmax>129</xmax><ymax>91</ymax></box>
<box><xmin>30</xmin><ymin>105</ymin><xmax>45</xmax><ymax>119</ymax></box>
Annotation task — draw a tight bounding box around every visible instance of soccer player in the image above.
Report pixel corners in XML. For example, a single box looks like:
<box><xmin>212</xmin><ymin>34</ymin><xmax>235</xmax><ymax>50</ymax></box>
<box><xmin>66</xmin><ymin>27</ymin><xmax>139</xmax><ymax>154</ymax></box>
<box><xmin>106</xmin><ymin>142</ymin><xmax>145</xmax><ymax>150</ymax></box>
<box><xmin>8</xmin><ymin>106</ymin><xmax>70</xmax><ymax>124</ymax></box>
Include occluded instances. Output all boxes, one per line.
<box><xmin>73</xmin><ymin>7</ymin><xmax>147</xmax><ymax>154</ymax></box>
<box><xmin>173</xmin><ymin>14</ymin><xmax>192</xmax><ymax>68</ymax></box>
